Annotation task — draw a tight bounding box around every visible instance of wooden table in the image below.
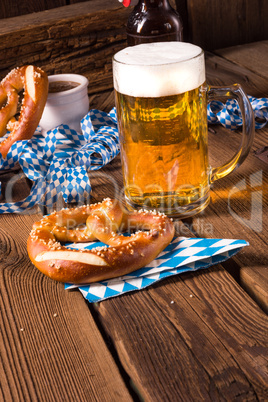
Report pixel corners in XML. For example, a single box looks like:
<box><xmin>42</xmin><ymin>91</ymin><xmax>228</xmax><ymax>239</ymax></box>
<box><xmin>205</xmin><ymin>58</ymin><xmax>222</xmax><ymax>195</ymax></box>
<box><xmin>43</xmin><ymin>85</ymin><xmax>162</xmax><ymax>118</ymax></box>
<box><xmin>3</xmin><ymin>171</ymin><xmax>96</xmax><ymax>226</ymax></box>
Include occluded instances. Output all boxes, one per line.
<box><xmin>1</xmin><ymin>41</ymin><xmax>267</xmax><ymax>401</ymax></box>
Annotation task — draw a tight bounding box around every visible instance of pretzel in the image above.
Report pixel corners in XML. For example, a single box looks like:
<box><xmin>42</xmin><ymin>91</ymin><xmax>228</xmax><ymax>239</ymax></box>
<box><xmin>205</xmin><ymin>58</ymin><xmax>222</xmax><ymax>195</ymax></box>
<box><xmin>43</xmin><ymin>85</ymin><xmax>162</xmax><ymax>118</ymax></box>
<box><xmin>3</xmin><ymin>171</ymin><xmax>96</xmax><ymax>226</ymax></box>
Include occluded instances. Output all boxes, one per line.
<box><xmin>27</xmin><ymin>198</ymin><xmax>175</xmax><ymax>284</ymax></box>
<box><xmin>0</xmin><ymin>65</ymin><xmax>48</xmax><ymax>159</ymax></box>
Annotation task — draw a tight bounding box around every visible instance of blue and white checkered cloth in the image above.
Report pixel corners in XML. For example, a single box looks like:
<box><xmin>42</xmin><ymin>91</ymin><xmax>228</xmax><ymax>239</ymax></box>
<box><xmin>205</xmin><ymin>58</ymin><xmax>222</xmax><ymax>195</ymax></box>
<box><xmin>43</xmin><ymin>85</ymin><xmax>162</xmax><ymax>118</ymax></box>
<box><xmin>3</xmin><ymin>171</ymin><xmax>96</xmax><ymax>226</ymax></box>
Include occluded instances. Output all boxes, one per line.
<box><xmin>65</xmin><ymin>236</ymin><xmax>248</xmax><ymax>302</ymax></box>
<box><xmin>0</xmin><ymin>108</ymin><xmax>119</xmax><ymax>213</ymax></box>
<box><xmin>207</xmin><ymin>95</ymin><xmax>268</xmax><ymax>130</ymax></box>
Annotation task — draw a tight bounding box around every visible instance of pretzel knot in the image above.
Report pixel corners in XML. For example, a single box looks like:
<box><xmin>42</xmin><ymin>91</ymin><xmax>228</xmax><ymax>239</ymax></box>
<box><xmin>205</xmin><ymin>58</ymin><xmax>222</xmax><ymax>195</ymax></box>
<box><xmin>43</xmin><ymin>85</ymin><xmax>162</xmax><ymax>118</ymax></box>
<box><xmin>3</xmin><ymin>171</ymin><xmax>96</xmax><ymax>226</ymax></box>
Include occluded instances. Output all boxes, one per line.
<box><xmin>0</xmin><ymin>65</ymin><xmax>48</xmax><ymax>159</ymax></box>
<box><xmin>27</xmin><ymin>198</ymin><xmax>175</xmax><ymax>284</ymax></box>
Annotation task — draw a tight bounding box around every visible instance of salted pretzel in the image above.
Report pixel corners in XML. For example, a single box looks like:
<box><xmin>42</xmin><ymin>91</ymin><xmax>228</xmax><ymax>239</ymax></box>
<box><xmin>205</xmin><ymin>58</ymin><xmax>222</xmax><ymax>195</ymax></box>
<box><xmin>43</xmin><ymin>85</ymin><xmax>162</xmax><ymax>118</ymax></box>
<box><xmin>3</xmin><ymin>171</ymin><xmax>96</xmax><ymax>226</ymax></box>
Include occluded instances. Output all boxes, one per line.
<box><xmin>0</xmin><ymin>65</ymin><xmax>48</xmax><ymax>159</ymax></box>
<box><xmin>27</xmin><ymin>198</ymin><xmax>175</xmax><ymax>284</ymax></box>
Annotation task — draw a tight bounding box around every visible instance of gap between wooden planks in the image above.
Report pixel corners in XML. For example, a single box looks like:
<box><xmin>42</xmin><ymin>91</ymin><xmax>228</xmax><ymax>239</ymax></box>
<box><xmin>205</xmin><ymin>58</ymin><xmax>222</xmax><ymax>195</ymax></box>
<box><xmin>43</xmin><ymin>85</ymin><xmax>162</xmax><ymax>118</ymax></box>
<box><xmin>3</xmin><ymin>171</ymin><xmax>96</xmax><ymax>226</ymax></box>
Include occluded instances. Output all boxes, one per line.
<box><xmin>0</xmin><ymin>211</ymin><xmax>135</xmax><ymax>401</ymax></box>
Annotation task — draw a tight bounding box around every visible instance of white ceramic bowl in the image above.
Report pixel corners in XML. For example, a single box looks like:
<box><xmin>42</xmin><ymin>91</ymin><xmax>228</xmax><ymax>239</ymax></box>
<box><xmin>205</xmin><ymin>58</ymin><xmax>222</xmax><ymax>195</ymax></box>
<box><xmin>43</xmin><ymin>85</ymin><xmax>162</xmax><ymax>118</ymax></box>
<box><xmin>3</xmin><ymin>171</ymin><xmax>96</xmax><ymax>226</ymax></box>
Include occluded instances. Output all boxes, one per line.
<box><xmin>39</xmin><ymin>73</ymin><xmax>89</xmax><ymax>132</ymax></box>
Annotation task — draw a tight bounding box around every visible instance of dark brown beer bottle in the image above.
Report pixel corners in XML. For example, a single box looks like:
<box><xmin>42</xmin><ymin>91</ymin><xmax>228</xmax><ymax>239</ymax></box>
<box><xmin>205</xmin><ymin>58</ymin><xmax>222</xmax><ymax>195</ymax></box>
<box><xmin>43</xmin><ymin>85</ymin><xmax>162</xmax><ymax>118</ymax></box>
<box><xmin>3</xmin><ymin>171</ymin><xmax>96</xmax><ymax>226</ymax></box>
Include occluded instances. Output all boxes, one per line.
<box><xmin>126</xmin><ymin>0</ymin><xmax>183</xmax><ymax>45</ymax></box>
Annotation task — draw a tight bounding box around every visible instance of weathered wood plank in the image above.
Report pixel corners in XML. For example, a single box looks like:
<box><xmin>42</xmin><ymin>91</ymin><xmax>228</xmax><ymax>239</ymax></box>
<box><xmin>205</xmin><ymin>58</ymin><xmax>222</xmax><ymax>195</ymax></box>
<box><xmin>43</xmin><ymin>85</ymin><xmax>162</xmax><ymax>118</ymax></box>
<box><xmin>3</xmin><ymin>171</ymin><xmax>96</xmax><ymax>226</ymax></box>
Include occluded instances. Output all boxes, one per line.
<box><xmin>193</xmin><ymin>48</ymin><xmax>268</xmax><ymax>313</ymax></box>
<box><xmin>215</xmin><ymin>40</ymin><xmax>268</xmax><ymax>80</ymax></box>
<box><xmin>187</xmin><ymin>0</ymin><xmax>268</xmax><ymax>50</ymax></box>
<box><xmin>0</xmin><ymin>1</ymin><xmax>131</xmax><ymax>95</ymax></box>
<box><xmin>0</xmin><ymin>212</ymin><xmax>133</xmax><ymax>401</ymax></box>
<box><xmin>205</xmin><ymin>51</ymin><xmax>268</xmax><ymax>98</ymax></box>
<box><xmin>0</xmin><ymin>0</ymin><xmax>66</xmax><ymax>19</ymax></box>
<box><xmin>191</xmin><ymin>158</ymin><xmax>268</xmax><ymax>314</ymax></box>
<box><xmin>240</xmin><ymin>266</ymin><xmax>268</xmax><ymax>311</ymax></box>
<box><xmin>95</xmin><ymin>267</ymin><xmax>268</xmax><ymax>401</ymax></box>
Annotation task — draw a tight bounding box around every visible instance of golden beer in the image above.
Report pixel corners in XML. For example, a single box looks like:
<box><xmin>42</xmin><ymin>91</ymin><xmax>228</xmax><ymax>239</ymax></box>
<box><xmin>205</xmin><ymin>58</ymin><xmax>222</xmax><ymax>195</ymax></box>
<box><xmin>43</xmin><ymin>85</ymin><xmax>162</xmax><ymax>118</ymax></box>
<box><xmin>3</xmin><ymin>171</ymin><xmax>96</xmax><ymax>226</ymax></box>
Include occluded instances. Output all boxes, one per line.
<box><xmin>113</xmin><ymin>42</ymin><xmax>209</xmax><ymax>215</ymax></box>
<box><xmin>115</xmin><ymin>85</ymin><xmax>209</xmax><ymax>213</ymax></box>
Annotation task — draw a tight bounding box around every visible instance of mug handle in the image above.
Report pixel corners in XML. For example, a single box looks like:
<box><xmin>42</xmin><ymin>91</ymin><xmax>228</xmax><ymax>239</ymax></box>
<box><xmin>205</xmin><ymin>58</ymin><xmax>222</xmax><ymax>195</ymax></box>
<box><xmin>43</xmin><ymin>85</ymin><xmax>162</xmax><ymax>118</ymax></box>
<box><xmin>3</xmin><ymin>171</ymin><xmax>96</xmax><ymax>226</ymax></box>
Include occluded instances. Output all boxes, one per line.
<box><xmin>208</xmin><ymin>84</ymin><xmax>255</xmax><ymax>183</ymax></box>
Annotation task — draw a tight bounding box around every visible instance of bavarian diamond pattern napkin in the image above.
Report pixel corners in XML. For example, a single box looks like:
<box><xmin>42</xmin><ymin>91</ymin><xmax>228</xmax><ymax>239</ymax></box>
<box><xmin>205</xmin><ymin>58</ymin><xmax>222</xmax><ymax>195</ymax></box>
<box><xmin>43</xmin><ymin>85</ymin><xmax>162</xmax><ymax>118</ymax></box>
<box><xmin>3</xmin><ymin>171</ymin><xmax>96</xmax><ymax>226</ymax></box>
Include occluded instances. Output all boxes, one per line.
<box><xmin>65</xmin><ymin>237</ymin><xmax>248</xmax><ymax>302</ymax></box>
<box><xmin>207</xmin><ymin>95</ymin><xmax>268</xmax><ymax>129</ymax></box>
<box><xmin>0</xmin><ymin>108</ymin><xmax>119</xmax><ymax>213</ymax></box>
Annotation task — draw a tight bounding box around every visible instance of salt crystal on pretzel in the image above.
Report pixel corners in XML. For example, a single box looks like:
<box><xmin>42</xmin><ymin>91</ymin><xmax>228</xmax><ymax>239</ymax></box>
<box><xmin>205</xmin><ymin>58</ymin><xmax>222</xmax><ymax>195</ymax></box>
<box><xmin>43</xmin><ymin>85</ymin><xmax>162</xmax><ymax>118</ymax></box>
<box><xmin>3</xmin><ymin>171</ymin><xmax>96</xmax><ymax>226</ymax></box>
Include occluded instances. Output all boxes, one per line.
<box><xmin>0</xmin><ymin>65</ymin><xmax>48</xmax><ymax>159</ymax></box>
<box><xmin>27</xmin><ymin>198</ymin><xmax>175</xmax><ymax>284</ymax></box>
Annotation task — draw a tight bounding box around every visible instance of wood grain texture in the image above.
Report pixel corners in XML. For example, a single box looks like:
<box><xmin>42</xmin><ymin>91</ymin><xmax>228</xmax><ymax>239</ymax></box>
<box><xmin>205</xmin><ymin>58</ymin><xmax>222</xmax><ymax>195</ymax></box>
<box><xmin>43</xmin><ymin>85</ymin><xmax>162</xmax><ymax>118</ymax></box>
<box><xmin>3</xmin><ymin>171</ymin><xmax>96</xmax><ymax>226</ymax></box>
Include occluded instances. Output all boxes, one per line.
<box><xmin>240</xmin><ymin>266</ymin><xmax>268</xmax><ymax>312</ymax></box>
<box><xmin>0</xmin><ymin>213</ymin><xmax>132</xmax><ymax>401</ymax></box>
<box><xmin>96</xmin><ymin>268</ymin><xmax>268</xmax><ymax>401</ymax></box>
<box><xmin>0</xmin><ymin>0</ymin><xmax>94</xmax><ymax>19</ymax></box>
<box><xmin>0</xmin><ymin>0</ymin><xmax>66</xmax><ymax>19</ymax></box>
<box><xmin>187</xmin><ymin>0</ymin><xmax>268</xmax><ymax>50</ymax></box>
<box><xmin>215</xmin><ymin>40</ymin><xmax>268</xmax><ymax>80</ymax></box>
<box><xmin>194</xmin><ymin>45</ymin><xmax>268</xmax><ymax>313</ymax></box>
<box><xmin>0</xmin><ymin>1</ymin><xmax>130</xmax><ymax>95</ymax></box>
<box><xmin>205</xmin><ymin>51</ymin><xmax>268</xmax><ymax>98</ymax></box>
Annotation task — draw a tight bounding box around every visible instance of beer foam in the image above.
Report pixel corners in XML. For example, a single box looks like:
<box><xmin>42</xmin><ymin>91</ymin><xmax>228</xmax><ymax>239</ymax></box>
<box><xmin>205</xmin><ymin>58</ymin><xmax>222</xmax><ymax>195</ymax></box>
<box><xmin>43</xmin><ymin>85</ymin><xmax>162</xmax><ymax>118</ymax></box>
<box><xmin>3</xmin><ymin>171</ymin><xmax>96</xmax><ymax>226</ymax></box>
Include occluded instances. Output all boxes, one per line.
<box><xmin>113</xmin><ymin>42</ymin><xmax>205</xmax><ymax>97</ymax></box>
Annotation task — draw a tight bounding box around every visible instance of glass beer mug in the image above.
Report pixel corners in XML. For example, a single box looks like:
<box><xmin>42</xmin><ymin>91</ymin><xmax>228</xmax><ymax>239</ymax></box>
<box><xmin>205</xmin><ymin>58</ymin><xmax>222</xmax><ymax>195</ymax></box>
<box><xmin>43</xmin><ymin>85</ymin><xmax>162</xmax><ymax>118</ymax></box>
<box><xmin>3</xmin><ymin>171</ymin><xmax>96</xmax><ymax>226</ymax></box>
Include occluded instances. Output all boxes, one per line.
<box><xmin>113</xmin><ymin>42</ymin><xmax>255</xmax><ymax>217</ymax></box>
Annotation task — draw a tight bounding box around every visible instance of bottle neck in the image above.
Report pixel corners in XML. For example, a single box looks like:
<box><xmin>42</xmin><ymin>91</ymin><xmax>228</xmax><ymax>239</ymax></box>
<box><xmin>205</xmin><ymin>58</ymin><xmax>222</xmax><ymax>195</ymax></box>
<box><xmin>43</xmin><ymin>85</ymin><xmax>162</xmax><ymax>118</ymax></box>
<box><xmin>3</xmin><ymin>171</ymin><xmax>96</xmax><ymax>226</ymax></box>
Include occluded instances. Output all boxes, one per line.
<box><xmin>137</xmin><ymin>0</ymin><xmax>171</xmax><ymax>9</ymax></box>
<box><xmin>127</xmin><ymin>0</ymin><xmax>183</xmax><ymax>45</ymax></box>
